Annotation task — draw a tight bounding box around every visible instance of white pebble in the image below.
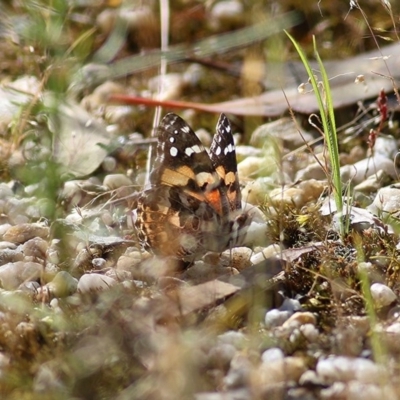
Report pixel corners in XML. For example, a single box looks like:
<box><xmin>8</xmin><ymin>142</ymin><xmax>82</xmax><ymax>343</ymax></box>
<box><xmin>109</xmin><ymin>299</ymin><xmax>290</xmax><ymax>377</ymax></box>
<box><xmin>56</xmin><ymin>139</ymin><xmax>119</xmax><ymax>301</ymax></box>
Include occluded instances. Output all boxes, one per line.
<box><xmin>300</xmin><ymin>324</ymin><xmax>319</xmax><ymax>342</ymax></box>
<box><xmin>261</xmin><ymin>348</ymin><xmax>284</xmax><ymax>363</ymax></box>
<box><xmin>92</xmin><ymin>258</ymin><xmax>107</xmax><ymax>269</ymax></box>
<box><xmin>0</xmin><ymin>261</ymin><xmax>42</xmax><ymax>290</ymax></box>
<box><xmin>101</xmin><ymin>156</ymin><xmax>117</xmax><ymax>172</ymax></box>
<box><xmin>77</xmin><ymin>273</ymin><xmax>117</xmax><ymax>294</ymax></box>
<box><xmin>279</xmin><ymin>298</ymin><xmax>302</xmax><ymax>313</ymax></box>
<box><xmin>250</xmin><ymin>244</ymin><xmax>281</xmax><ymax>265</ymax></box>
<box><xmin>264</xmin><ymin>309</ymin><xmax>292</xmax><ymax>328</ymax></box>
<box><xmin>103</xmin><ymin>174</ymin><xmax>132</xmax><ymax>190</ymax></box>
<box><xmin>370</xmin><ymin>283</ymin><xmax>397</xmax><ymax>308</ymax></box>
<box><xmin>316</xmin><ymin>356</ymin><xmax>385</xmax><ymax>385</ymax></box>
<box><xmin>347</xmin><ymin>381</ymin><xmax>397</xmax><ymax>400</ymax></box>
<box><xmin>217</xmin><ymin>331</ymin><xmax>247</xmax><ymax>350</ymax></box>
<box><xmin>209</xmin><ymin>0</ymin><xmax>244</xmax><ymax>30</ymax></box>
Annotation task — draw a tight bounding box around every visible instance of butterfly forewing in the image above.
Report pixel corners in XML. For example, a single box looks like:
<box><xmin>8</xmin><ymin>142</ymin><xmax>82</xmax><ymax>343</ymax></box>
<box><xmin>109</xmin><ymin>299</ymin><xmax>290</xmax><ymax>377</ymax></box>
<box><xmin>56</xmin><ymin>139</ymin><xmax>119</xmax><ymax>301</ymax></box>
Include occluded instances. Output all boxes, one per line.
<box><xmin>210</xmin><ymin>113</ymin><xmax>242</xmax><ymax>212</ymax></box>
<box><xmin>152</xmin><ymin>113</ymin><xmax>215</xmax><ymax>185</ymax></box>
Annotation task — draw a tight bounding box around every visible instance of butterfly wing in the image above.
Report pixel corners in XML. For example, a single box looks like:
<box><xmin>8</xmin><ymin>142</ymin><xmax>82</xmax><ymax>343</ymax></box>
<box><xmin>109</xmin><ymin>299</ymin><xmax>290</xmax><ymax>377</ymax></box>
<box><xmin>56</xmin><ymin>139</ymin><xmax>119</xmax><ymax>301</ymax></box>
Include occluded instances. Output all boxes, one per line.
<box><xmin>209</xmin><ymin>113</ymin><xmax>242</xmax><ymax>212</ymax></box>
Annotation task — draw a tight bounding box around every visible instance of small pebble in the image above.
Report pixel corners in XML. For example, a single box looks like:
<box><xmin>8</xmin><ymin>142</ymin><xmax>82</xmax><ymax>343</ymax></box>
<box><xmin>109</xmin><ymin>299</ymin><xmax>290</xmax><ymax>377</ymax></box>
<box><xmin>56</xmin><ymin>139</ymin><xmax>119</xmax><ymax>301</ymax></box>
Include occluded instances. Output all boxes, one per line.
<box><xmin>301</xmin><ymin>323</ymin><xmax>319</xmax><ymax>342</ymax></box>
<box><xmin>252</xmin><ymin>357</ymin><xmax>307</xmax><ymax>389</ymax></box>
<box><xmin>101</xmin><ymin>156</ymin><xmax>117</xmax><ymax>172</ymax></box>
<box><xmin>46</xmin><ymin>271</ymin><xmax>78</xmax><ymax>298</ymax></box>
<box><xmin>370</xmin><ymin>283</ymin><xmax>397</xmax><ymax>308</ymax></box>
<box><xmin>354</xmin><ymin>169</ymin><xmax>392</xmax><ymax>194</ymax></box>
<box><xmin>3</xmin><ymin>223</ymin><xmax>49</xmax><ymax>244</ymax></box>
<box><xmin>282</xmin><ymin>312</ymin><xmax>317</xmax><ymax>329</ymax></box>
<box><xmin>116</xmin><ymin>253</ymin><xmax>141</xmax><ymax>272</ymax></box>
<box><xmin>250</xmin><ymin>244</ymin><xmax>282</xmax><ymax>265</ymax></box>
<box><xmin>295</xmin><ymin>162</ymin><xmax>327</xmax><ymax>181</ymax></box>
<box><xmin>218</xmin><ymin>247</ymin><xmax>252</xmax><ymax>271</ymax></box>
<box><xmin>0</xmin><ymin>261</ymin><xmax>42</xmax><ymax>290</ymax></box>
<box><xmin>373</xmin><ymin>136</ymin><xmax>398</xmax><ymax>159</ymax></box>
<box><xmin>18</xmin><ymin>281</ymin><xmax>40</xmax><ymax>296</ymax></box>
<box><xmin>265</xmin><ymin>309</ymin><xmax>292</xmax><ymax>328</ymax></box>
<box><xmin>237</xmin><ymin>156</ymin><xmax>273</xmax><ymax>180</ymax></box>
<box><xmin>242</xmin><ymin>178</ymin><xmax>275</xmax><ymax>205</ymax></box>
<box><xmin>223</xmin><ymin>354</ymin><xmax>252</xmax><ymax>389</ymax></box>
<box><xmin>0</xmin><ymin>184</ymin><xmax>13</xmax><ymax>199</ymax></box>
<box><xmin>22</xmin><ymin>237</ymin><xmax>48</xmax><ymax>260</ymax></box>
<box><xmin>368</xmin><ymin>186</ymin><xmax>400</xmax><ymax>217</ymax></box>
<box><xmin>217</xmin><ymin>331</ymin><xmax>247</xmax><ymax>350</ymax></box>
<box><xmin>346</xmin><ymin>381</ymin><xmax>397</xmax><ymax>400</ymax></box>
<box><xmin>77</xmin><ymin>273</ymin><xmax>117</xmax><ymax>294</ymax></box>
<box><xmin>0</xmin><ymin>248</ymin><xmax>24</xmax><ymax>265</ymax></box>
<box><xmin>279</xmin><ymin>297</ymin><xmax>302</xmax><ymax>313</ymax></box>
<box><xmin>103</xmin><ymin>174</ymin><xmax>132</xmax><ymax>190</ymax></box>
<box><xmin>207</xmin><ymin>343</ymin><xmax>236</xmax><ymax>370</ymax></box>
<box><xmin>209</xmin><ymin>0</ymin><xmax>244</xmax><ymax>30</ymax></box>
<box><xmin>261</xmin><ymin>348</ymin><xmax>284</xmax><ymax>364</ymax></box>
<box><xmin>381</xmin><ymin>322</ymin><xmax>400</xmax><ymax>352</ymax></box>
<box><xmin>299</xmin><ymin>370</ymin><xmax>322</xmax><ymax>386</ymax></box>
<box><xmin>316</xmin><ymin>356</ymin><xmax>385</xmax><ymax>385</ymax></box>
<box><xmin>269</xmin><ymin>180</ymin><xmax>324</xmax><ymax>208</ymax></box>
<box><xmin>92</xmin><ymin>257</ymin><xmax>107</xmax><ymax>269</ymax></box>
<box><xmin>341</xmin><ymin>155</ymin><xmax>397</xmax><ymax>185</ymax></box>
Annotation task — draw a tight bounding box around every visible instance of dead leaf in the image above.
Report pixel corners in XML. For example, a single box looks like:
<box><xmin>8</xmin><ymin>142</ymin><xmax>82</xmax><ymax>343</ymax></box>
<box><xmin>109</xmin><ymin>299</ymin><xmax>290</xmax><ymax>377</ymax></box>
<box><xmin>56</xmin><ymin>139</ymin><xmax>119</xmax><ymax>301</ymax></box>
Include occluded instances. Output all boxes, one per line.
<box><xmin>51</xmin><ymin>101</ymin><xmax>112</xmax><ymax>178</ymax></box>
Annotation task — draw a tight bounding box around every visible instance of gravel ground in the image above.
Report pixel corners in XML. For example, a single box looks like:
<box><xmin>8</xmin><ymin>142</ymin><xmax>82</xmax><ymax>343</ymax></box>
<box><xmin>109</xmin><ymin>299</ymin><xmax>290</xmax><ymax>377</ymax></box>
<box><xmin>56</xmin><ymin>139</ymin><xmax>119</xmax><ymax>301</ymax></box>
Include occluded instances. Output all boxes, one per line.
<box><xmin>1</xmin><ymin>2</ymin><xmax>400</xmax><ymax>399</ymax></box>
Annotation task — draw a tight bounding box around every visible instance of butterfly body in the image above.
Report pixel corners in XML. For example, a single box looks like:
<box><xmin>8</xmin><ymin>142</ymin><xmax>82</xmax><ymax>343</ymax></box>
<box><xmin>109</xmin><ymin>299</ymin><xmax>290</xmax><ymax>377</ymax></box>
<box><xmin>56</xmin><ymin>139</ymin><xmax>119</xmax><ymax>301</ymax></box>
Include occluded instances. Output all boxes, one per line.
<box><xmin>135</xmin><ymin>113</ymin><xmax>250</xmax><ymax>260</ymax></box>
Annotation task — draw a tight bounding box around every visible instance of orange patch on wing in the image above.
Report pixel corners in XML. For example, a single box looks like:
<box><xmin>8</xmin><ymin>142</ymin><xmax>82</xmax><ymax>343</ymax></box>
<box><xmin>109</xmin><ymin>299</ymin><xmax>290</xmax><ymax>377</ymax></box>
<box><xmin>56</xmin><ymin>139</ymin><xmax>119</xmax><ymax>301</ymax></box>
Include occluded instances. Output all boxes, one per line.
<box><xmin>215</xmin><ymin>165</ymin><xmax>226</xmax><ymax>179</ymax></box>
<box><xmin>204</xmin><ymin>189</ymin><xmax>222</xmax><ymax>214</ymax></box>
<box><xmin>161</xmin><ymin>166</ymin><xmax>195</xmax><ymax>186</ymax></box>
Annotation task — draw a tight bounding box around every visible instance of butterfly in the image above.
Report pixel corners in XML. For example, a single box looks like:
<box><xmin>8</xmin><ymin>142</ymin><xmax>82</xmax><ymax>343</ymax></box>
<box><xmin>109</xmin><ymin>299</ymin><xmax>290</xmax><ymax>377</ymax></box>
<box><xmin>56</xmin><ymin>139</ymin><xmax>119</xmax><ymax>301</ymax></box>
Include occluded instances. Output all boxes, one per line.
<box><xmin>134</xmin><ymin>113</ymin><xmax>250</xmax><ymax>260</ymax></box>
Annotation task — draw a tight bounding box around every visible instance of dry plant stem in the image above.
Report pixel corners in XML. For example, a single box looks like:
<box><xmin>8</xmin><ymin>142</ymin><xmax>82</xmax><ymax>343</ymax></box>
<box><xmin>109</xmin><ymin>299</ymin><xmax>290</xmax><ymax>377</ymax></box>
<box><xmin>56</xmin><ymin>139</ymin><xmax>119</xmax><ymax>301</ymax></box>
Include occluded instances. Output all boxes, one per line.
<box><xmin>109</xmin><ymin>94</ymin><xmax>220</xmax><ymax>113</ymax></box>
<box><xmin>146</xmin><ymin>0</ymin><xmax>171</xmax><ymax>185</ymax></box>
<box><xmin>283</xmin><ymin>91</ymin><xmax>329</xmax><ymax>178</ymax></box>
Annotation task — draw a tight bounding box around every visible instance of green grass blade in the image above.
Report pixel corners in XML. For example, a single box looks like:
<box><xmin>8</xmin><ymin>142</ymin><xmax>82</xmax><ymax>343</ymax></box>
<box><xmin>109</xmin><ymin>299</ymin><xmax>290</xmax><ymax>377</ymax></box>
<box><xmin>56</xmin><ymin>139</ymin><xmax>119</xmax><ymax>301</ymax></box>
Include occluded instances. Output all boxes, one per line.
<box><xmin>312</xmin><ymin>37</ymin><xmax>343</xmax><ymax>222</ymax></box>
<box><xmin>285</xmin><ymin>31</ymin><xmax>344</xmax><ymax>235</ymax></box>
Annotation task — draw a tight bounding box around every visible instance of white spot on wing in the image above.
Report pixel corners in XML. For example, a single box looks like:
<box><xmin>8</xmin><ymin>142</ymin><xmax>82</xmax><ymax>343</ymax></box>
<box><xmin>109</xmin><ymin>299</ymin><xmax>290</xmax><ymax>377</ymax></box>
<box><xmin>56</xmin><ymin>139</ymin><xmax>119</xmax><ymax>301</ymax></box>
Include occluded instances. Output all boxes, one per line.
<box><xmin>193</xmin><ymin>145</ymin><xmax>202</xmax><ymax>153</ymax></box>
<box><xmin>224</xmin><ymin>143</ymin><xmax>234</xmax><ymax>155</ymax></box>
<box><xmin>215</xmin><ymin>146</ymin><xmax>222</xmax><ymax>156</ymax></box>
<box><xmin>182</xmin><ymin>126</ymin><xmax>190</xmax><ymax>133</ymax></box>
<box><xmin>185</xmin><ymin>147</ymin><xmax>194</xmax><ymax>157</ymax></box>
<box><xmin>185</xmin><ymin>144</ymin><xmax>202</xmax><ymax>157</ymax></box>
<box><xmin>169</xmin><ymin>137</ymin><xmax>175</xmax><ymax>143</ymax></box>
<box><xmin>170</xmin><ymin>147</ymin><xmax>178</xmax><ymax>157</ymax></box>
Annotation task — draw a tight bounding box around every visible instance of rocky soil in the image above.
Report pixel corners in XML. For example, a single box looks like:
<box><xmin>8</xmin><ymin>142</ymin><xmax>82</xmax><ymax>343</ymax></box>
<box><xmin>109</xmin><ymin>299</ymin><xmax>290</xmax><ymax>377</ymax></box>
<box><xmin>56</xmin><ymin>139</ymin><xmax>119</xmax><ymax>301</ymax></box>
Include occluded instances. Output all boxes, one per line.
<box><xmin>0</xmin><ymin>1</ymin><xmax>400</xmax><ymax>400</ymax></box>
